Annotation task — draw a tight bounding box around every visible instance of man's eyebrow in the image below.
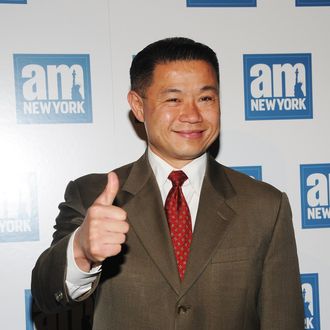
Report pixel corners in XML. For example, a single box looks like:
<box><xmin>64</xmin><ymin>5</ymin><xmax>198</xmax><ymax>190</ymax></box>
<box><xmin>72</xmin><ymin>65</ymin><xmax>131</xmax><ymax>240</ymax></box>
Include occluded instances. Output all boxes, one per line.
<box><xmin>160</xmin><ymin>88</ymin><xmax>182</xmax><ymax>95</ymax></box>
<box><xmin>200</xmin><ymin>85</ymin><xmax>219</xmax><ymax>93</ymax></box>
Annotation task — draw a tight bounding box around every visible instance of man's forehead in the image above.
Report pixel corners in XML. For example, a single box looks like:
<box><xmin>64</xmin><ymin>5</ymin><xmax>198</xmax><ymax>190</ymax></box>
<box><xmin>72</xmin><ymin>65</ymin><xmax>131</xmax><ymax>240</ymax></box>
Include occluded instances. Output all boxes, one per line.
<box><xmin>153</xmin><ymin>60</ymin><xmax>217</xmax><ymax>81</ymax></box>
<box><xmin>139</xmin><ymin>59</ymin><xmax>219</xmax><ymax>97</ymax></box>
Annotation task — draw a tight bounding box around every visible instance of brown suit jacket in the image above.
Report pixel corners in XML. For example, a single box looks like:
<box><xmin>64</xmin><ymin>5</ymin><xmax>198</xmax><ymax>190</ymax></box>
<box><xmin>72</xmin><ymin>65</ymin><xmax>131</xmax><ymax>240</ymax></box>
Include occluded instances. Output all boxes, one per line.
<box><xmin>32</xmin><ymin>153</ymin><xmax>304</xmax><ymax>329</ymax></box>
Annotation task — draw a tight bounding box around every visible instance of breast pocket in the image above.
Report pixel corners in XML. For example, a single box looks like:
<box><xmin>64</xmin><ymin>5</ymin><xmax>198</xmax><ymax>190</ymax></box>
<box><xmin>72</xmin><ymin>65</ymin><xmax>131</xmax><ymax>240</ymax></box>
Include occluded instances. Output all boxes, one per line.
<box><xmin>211</xmin><ymin>246</ymin><xmax>250</xmax><ymax>264</ymax></box>
<box><xmin>211</xmin><ymin>247</ymin><xmax>252</xmax><ymax>292</ymax></box>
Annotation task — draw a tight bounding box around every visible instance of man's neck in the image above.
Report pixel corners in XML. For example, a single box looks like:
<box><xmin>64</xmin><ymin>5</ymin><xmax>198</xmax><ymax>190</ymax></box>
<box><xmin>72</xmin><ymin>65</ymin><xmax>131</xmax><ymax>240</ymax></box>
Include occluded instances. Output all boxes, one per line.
<box><xmin>148</xmin><ymin>147</ymin><xmax>204</xmax><ymax>169</ymax></box>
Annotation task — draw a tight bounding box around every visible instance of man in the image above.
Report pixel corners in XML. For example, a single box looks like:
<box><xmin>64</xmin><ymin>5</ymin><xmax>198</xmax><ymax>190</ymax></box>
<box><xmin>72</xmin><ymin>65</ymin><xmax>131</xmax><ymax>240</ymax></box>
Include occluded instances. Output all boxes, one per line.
<box><xmin>32</xmin><ymin>37</ymin><xmax>304</xmax><ymax>329</ymax></box>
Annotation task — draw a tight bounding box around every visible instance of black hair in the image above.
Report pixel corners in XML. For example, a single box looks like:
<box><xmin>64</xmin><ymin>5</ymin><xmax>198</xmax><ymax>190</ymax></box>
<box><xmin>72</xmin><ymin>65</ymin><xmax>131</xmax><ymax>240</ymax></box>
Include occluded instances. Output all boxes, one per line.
<box><xmin>130</xmin><ymin>37</ymin><xmax>219</xmax><ymax>95</ymax></box>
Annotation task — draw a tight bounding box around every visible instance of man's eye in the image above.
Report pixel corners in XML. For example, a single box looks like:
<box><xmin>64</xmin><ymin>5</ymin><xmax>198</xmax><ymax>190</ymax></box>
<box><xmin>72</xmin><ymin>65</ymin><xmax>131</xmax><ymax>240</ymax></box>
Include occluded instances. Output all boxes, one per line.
<box><xmin>166</xmin><ymin>98</ymin><xmax>180</xmax><ymax>103</ymax></box>
<box><xmin>200</xmin><ymin>96</ymin><xmax>214</xmax><ymax>102</ymax></box>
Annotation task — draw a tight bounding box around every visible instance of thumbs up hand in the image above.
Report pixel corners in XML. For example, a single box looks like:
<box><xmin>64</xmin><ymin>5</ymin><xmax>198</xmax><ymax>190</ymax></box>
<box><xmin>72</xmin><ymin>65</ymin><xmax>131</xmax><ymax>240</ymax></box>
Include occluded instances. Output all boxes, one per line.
<box><xmin>74</xmin><ymin>172</ymin><xmax>129</xmax><ymax>272</ymax></box>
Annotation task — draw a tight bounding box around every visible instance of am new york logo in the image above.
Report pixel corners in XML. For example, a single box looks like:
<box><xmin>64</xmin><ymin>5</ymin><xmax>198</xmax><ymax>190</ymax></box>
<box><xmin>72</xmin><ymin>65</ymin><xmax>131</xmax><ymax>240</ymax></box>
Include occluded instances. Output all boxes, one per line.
<box><xmin>0</xmin><ymin>173</ymin><xmax>39</xmax><ymax>242</ymax></box>
<box><xmin>187</xmin><ymin>0</ymin><xmax>256</xmax><ymax>6</ymax></box>
<box><xmin>243</xmin><ymin>53</ymin><xmax>313</xmax><ymax>120</ymax></box>
<box><xmin>300</xmin><ymin>163</ymin><xmax>330</xmax><ymax>228</ymax></box>
<box><xmin>231</xmin><ymin>166</ymin><xmax>262</xmax><ymax>180</ymax></box>
<box><xmin>301</xmin><ymin>274</ymin><xmax>321</xmax><ymax>330</ymax></box>
<box><xmin>25</xmin><ymin>290</ymin><xmax>35</xmax><ymax>330</ymax></box>
<box><xmin>14</xmin><ymin>54</ymin><xmax>92</xmax><ymax>124</ymax></box>
<box><xmin>0</xmin><ymin>0</ymin><xmax>27</xmax><ymax>3</ymax></box>
<box><xmin>296</xmin><ymin>0</ymin><xmax>330</xmax><ymax>6</ymax></box>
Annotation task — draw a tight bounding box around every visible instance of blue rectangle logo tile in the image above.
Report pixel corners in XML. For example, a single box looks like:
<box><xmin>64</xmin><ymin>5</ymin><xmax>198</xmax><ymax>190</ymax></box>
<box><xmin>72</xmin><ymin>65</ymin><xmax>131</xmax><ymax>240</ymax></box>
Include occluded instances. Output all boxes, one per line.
<box><xmin>300</xmin><ymin>163</ymin><xmax>330</xmax><ymax>228</ymax></box>
<box><xmin>231</xmin><ymin>166</ymin><xmax>262</xmax><ymax>180</ymax></box>
<box><xmin>14</xmin><ymin>54</ymin><xmax>93</xmax><ymax>124</ymax></box>
<box><xmin>25</xmin><ymin>290</ymin><xmax>35</xmax><ymax>330</ymax></box>
<box><xmin>243</xmin><ymin>53</ymin><xmax>313</xmax><ymax>120</ymax></box>
<box><xmin>0</xmin><ymin>0</ymin><xmax>27</xmax><ymax>3</ymax></box>
<box><xmin>187</xmin><ymin>0</ymin><xmax>256</xmax><ymax>6</ymax></box>
<box><xmin>0</xmin><ymin>173</ymin><xmax>39</xmax><ymax>242</ymax></box>
<box><xmin>301</xmin><ymin>274</ymin><xmax>321</xmax><ymax>330</ymax></box>
<box><xmin>296</xmin><ymin>0</ymin><xmax>330</xmax><ymax>6</ymax></box>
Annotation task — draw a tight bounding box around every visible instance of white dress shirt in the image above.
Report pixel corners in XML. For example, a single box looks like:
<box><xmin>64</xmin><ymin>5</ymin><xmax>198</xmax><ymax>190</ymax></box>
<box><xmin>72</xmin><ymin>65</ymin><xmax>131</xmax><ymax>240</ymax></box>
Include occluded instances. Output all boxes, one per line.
<box><xmin>147</xmin><ymin>148</ymin><xmax>206</xmax><ymax>230</ymax></box>
<box><xmin>66</xmin><ymin>149</ymin><xmax>207</xmax><ymax>299</ymax></box>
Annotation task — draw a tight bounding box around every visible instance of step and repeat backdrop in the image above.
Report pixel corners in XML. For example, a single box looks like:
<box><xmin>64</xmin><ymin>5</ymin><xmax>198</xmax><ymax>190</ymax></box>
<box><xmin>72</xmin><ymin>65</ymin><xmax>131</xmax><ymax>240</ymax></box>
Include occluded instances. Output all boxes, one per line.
<box><xmin>0</xmin><ymin>0</ymin><xmax>329</xmax><ymax>329</ymax></box>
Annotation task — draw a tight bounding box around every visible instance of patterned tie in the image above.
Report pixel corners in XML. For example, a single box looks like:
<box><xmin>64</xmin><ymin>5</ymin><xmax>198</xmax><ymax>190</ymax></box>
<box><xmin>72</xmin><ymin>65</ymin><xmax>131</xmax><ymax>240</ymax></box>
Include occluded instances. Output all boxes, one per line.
<box><xmin>165</xmin><ymin>170</ymin><xmax>193</xmax><ymax>280</ymax></box>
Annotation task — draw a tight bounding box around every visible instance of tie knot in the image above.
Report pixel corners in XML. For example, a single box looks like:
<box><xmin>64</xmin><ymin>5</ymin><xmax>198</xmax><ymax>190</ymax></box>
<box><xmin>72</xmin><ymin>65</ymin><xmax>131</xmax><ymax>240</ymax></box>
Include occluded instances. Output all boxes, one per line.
<box><xmin>168</xmin><ymin>170</ymin><xmax>188</xmax><ymax>187</ymax></box>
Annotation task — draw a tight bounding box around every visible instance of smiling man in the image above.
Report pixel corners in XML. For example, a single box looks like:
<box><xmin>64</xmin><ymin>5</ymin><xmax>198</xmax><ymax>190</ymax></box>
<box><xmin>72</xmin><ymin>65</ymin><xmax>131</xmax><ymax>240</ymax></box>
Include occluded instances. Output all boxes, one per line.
<box><xmin>128</xmin><ymin>59</ymin><xmax>220</xmax><ymax>168</ymax></box>
<box><xmin>32</xmin><ymin>37</ymin><xmax>304</xmax><ymax>330</ymax></box>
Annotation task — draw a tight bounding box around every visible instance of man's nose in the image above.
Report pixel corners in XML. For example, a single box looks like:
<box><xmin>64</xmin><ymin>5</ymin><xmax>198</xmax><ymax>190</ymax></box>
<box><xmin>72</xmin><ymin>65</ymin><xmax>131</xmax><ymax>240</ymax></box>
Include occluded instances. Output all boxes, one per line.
<box><xmin>179</xmin><ymin>101</ymin><xmax>202</xmax><ymax>123</ymax></box>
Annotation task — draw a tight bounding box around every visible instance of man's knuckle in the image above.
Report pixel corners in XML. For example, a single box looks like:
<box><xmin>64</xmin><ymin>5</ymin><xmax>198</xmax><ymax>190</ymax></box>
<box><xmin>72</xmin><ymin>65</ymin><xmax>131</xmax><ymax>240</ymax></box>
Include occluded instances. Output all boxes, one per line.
<box><xmin>111</xmin><ymin>244</ymin><xmax>121</xmax><ymax>256</ymax></box>
<box><xmin>119</xmin><ymin>234</ymin><xmax>126</xmax><ymax>243</ymax></box>
<box><xmin>123</xmin><ymin>222</ymin><xmax>129</xmax><ymax>233</ymax></box>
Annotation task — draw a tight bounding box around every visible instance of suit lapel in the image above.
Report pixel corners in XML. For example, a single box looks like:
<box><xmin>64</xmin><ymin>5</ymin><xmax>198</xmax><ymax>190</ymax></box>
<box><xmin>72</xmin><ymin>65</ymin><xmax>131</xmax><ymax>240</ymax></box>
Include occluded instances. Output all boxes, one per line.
<box><xmin>115</xmin><ymin>153</ymin><xmax>237</xmax><ymax>297</ymax></box>
<box><xmin>116</xmin><ymin>153</ymin><xmax>181</xmax><ymax>295</ymax></box>
<box><xmin>180</xmin><ymin>156</ymin><xmax>237</xmax><ymax>296</ymax></box>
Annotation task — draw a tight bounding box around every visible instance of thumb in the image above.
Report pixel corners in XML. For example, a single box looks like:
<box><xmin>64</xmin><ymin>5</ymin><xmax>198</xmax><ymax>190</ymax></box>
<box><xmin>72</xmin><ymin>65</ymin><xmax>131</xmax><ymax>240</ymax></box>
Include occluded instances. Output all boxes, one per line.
<box><xmin>95</xmin><ymin>172</ymin><xmax>119</xmax><ymax>206</ymax></box>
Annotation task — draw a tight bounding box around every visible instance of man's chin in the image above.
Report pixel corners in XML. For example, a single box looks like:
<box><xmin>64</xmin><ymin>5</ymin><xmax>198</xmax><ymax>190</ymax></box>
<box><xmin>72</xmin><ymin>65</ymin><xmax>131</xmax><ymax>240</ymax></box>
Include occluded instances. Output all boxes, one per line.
<box><xmin>172</xmin><ymin>150</ymin><xmax>205</xmax><ymax>162</ymax></box>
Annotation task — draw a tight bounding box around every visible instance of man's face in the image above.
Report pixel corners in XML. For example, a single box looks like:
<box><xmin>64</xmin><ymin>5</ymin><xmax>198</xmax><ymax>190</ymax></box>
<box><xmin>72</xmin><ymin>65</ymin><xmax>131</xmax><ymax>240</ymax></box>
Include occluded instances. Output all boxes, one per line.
<box><xmin>128</xmin><ymin>60</ymin><xmax>220</xmax><ymax>168</ymax></box>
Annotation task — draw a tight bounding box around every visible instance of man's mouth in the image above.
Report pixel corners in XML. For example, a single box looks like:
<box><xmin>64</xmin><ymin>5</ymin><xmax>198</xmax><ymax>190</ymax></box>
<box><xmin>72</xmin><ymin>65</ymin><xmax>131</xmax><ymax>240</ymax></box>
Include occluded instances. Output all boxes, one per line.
<box><xmin>174</xmin><ymin>129</ymin><xmax>205</xmax><ymax>139</ymax></box>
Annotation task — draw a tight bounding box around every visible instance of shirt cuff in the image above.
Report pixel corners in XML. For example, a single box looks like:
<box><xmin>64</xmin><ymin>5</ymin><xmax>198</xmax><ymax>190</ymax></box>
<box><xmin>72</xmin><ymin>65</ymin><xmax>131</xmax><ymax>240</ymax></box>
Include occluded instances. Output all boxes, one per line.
<box><xmin>65</xmin><ymin>228</ymin><xmax>102</xmax><ymax>299</ymax></box>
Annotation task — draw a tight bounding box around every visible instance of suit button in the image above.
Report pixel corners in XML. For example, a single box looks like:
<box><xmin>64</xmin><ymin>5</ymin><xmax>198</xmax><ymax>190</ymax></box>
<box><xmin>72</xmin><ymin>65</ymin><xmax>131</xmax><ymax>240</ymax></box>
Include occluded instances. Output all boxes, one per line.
<box><xmin>177</xmin><ymin>305</ymin><xmax>191</xmax><ymax>314</ymax></box>
<box><xmin>54</xmin><ymin>291</ymin><xmax>64</xmax><ymax>302</ymax></box>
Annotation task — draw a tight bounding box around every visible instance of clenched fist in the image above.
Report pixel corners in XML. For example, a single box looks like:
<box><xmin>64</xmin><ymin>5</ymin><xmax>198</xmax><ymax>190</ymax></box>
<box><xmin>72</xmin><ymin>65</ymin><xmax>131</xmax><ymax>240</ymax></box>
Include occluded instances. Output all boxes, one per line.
<box><xmin>74</xmin><ymin>172</ymin><xmax>129</xmax><ymax>272</ymax></box>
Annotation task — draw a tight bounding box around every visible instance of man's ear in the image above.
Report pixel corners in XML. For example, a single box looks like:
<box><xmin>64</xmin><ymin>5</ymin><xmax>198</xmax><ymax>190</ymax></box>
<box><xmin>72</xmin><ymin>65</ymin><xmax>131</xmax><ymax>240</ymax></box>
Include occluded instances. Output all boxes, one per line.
<box><xmin>127</xmin><ymin>91</ymin><xmax>144</xmax><ymax>122</ymax></box>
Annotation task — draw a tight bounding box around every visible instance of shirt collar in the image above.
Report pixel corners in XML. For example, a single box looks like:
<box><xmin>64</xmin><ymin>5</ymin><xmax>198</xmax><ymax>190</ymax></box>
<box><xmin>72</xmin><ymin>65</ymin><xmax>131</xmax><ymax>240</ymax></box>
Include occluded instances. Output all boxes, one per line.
<box><xmin>147</xmin><ymin>147</ymin><xmax>207</xmax><ymax>194</ymax></box>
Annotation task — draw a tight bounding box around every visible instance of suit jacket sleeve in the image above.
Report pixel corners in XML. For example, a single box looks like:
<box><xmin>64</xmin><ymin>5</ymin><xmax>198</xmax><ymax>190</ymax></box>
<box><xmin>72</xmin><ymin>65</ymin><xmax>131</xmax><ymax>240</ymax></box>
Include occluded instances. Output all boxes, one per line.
<box><xmin>258</xmin><ymin>193</ymin><xmax>304</xmax><ymax>329</ymax></box>
<box><xmin>31</xmin><ymin>178</ymin><xmax>102</xmax><ymax>314</ymax></box>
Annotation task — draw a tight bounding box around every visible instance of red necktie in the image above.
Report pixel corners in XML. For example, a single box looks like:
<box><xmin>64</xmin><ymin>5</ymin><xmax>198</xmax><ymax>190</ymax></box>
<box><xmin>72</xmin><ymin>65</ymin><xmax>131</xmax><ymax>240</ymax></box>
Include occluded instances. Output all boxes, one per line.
<box><xmin>165</xmin><ymin>171</ymin><xmax>193</xmax><ymax>280</ymax></box>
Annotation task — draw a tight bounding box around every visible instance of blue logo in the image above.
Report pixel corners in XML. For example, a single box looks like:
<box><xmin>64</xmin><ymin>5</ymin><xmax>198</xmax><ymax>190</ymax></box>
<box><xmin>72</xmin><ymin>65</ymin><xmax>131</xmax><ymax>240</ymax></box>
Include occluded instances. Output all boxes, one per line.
<box><xmin>187</xmin><ymin>0</ymin><xmax>256</xmax><ymax>6</ymax></box>
<box><xmin>0</xmin><ymin>173</ymin><xmax>39</xmax><ymax>242</ymax></box>
<box><xmin>231</xmin><ymin>166</ymin><xmax>262</xmax><ymax>180</ymax></box>
<box><xmin>25</xmin><ymin>289</ymin><xmax>35</xmax><ymax>330</ymax></box>
<box><xmin>243</xmin><ymin>53</ymin><xmax>313</xmax><ymax>120</ymax></box>
<box><xmin>0</xmin><ymin>0</ymin><xmax>27</xmax><ymax>3</ymax></box>
<box><xmin>296</xmin><ymin>0</ymin><xmax>330</xmax><ymax>6</ymax></box>
<box><xmin>300</xmin><ymin>163</ymin><xmax>330</xmax><ymax>229</ymax></box>
<box><xmin>301</xmin><ymin>274</ymin><xmax>321</xmax><ymax>330</ymax></box>
<box><xmin>14</xmin><ymin>54</ymin><xmax>93</xmax><ymax>124</ymax></box>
